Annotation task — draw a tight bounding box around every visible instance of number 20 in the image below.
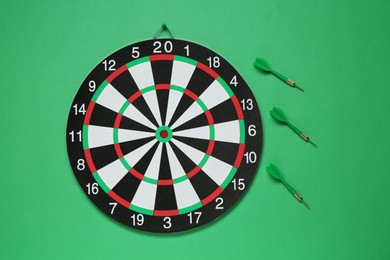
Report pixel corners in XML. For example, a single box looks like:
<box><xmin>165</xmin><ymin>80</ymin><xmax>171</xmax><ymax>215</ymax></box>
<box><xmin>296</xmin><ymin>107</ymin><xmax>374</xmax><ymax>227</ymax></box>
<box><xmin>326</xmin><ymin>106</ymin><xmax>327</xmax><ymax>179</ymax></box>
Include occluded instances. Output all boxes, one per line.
<box><xmin>153</xmin><ymin>41</ymin><xmax>173</xmax><ymax>53</ymax></box>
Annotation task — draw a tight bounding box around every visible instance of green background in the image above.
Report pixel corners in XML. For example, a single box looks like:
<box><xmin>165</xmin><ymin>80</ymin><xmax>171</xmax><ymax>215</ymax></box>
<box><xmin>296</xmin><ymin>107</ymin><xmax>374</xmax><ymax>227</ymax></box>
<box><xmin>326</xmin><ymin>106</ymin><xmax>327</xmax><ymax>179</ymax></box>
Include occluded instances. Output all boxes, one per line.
<box><xmin>1</xmin><ymin>0</ymin><xmax>390</xmax><ymax>259</ymax></box>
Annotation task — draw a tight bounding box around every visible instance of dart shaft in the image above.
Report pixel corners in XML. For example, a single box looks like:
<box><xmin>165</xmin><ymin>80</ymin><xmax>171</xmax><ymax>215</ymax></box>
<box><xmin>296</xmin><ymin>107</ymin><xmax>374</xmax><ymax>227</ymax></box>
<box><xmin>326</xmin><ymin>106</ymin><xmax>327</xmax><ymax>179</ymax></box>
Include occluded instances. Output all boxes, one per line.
<box><xmin>272</xmin><ymin>70</ymin><xmax>303</xmax><ymax>91</ymax></box>
<box><xmin>286</xmin><ymin>121</ymin><xmax>302</xmax><ymax>136</ymax></box>
<box><xmin>284</xmin><ymin>180</ymin><xmax>310</xmax><ymax>209</ymax></box>
<box><xmin>271</xmin><ymin>69</ymin><xmax>288</xmax><ymax>82</ymax></box>
<box><xmin>281</xmin><ymin>179</ymin><xmax>297</xmax><ymax>196</ymax></box>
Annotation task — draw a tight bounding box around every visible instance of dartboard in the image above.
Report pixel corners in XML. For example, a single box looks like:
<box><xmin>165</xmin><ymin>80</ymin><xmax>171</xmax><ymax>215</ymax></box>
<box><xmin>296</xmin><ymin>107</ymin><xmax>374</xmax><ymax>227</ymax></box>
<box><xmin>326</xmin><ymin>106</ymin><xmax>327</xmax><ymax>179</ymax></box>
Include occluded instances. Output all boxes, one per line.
<box><xmin>67</xmin><ymin>39</ymin><xmax>263</xmax><ymax>233</ymax></box>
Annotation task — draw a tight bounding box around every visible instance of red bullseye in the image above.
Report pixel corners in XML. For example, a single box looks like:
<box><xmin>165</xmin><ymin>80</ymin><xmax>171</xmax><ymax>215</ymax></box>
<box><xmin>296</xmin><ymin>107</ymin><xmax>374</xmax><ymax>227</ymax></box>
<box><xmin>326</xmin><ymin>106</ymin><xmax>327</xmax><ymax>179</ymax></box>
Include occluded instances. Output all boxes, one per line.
<box><xmin>160</xmin><ymin>130</ymin><xmax>168</xmax><ymax>138</ymax></box>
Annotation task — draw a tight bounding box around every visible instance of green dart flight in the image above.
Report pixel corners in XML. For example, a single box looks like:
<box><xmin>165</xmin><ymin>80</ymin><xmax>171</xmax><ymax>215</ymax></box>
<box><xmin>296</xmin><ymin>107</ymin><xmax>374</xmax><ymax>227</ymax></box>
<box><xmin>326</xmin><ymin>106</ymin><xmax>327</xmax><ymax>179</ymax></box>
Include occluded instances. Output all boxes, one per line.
<box><xmin>254</xmin><ymin>57</ymin><xmax>304</xmax><ymax>92</ymax></box>
<box><xmin>270</xmin><ymin>107</ymin><xmax>317</xmax><ymax>148</ymax></box>
<box><xmin>266</xmin><ymin>164</ymin><xmax>310</xmax><ymax>209</ymax></box>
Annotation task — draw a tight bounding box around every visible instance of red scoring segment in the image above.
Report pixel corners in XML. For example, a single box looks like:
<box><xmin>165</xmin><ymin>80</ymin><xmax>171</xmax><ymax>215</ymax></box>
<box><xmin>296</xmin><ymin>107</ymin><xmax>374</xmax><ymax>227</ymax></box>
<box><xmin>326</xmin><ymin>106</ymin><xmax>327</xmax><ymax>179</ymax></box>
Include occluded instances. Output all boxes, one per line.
<box><xmin>83</xmin><ymin>101</ymin><xmax>95</xmax><ymax>125</ymax></box>
<box><xmin>107</xmin><ymin>65</ymin><xmax>128</xmax><ymax>83</ymax></box>
<box><xmin>231</xmin><ymin>96</ymin><xmax>244</xmax><ymax>120</ymax></box>
<box><xmin>197</xmin><ymin>62</ymin><xmax>219</xmax><ymax>79</ymax></box>
<box><xmin>109</xmin><ymin>190</ymin><xmax>130</xmax><ymax>208</ymax></box>
<box><xmin>150</xmin><ymin>54</ymin><xmax>174</xmax><ymax>61</ymax></box>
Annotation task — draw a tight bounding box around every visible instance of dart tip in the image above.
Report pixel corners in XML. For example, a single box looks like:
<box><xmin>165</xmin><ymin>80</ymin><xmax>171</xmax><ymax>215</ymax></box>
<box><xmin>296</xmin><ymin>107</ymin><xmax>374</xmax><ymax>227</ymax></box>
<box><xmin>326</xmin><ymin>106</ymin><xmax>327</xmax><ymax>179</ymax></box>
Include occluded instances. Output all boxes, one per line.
<box><xmin>295</xmin><ymin>85</ymin><xmax>305</xmax><ymax>92</ymax></box>
<box><xmin>308</xmin><ymin>139</ymin><xmax>318</xmax><ymax>148</ymax></box>
<box><xmin>301</xmin><ymin>200</ymin><xmax>310</xmax><ymax>209</ymax></box>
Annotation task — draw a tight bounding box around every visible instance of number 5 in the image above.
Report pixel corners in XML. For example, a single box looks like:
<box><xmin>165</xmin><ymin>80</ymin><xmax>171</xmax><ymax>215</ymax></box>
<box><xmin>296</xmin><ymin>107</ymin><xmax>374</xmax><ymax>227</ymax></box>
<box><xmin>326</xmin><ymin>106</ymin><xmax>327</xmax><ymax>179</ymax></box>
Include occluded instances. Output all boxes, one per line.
<box><xmin>132</xmin><ymin>47</ymin><xmax>140</xmax><ymax>58</ymax></box>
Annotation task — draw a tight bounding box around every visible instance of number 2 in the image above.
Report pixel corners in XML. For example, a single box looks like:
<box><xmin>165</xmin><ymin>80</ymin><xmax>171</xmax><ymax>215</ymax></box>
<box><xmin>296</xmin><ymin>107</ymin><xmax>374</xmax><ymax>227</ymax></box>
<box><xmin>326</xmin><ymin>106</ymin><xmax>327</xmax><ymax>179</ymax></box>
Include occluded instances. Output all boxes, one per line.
<box><xmin>215</xmin><ymin>197</ymin><xmax>224</xmax><ymax>210</ymax></box>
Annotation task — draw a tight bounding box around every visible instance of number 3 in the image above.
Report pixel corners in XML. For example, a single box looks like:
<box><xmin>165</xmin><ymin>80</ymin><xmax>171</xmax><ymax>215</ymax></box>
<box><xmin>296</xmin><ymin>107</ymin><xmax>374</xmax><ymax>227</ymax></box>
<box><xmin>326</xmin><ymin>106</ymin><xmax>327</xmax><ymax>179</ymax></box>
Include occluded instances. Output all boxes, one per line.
<box><xmin>163</xmin><ymin>217</ymin><xmax>172</xmax><ymax>229</ymax></box>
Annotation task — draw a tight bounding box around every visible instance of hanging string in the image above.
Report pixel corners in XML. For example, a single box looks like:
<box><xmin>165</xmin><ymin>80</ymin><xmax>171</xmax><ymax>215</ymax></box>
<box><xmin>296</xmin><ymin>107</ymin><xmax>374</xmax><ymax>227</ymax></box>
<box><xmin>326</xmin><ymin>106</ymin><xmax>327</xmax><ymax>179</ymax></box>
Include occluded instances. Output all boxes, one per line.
<box><xmin>153</xmin><ymin>23</ymin><xmax>174</xmax><ymax>39</ymax></box>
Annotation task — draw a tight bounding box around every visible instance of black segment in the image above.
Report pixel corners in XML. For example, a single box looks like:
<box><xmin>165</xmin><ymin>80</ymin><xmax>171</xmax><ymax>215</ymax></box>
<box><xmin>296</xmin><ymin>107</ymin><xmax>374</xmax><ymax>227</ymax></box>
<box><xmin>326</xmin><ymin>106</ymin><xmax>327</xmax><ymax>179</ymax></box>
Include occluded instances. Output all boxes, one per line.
<box><xmin>111</xmin><ymin>173</ymin><xmax>141</xmax><ymax>203</ymax></box>
<box><xmin>209</xmin><ymin>98</ymin><xmax>238</xmax><ymax>124</ymax></box>
<box><xmin>155</xmin><ymin>185</ymin><xmax>178</xmax><ymax>210</ymax></box>
<box><xmin>158</xmin><ymin>144</ymin><xmax>173</xmax><ymax>180</ymax></box>
<box><xmin>120</xmin><ymin>115</ymin><xmax>155</xmax><ymax>132</ymax></box>
<box><xmin>111</xmin><ymin>70</ymin><xmax>139</xmax><ymax>99</ymax></box>
<box><xmin>89</xmin><ymin>104</ymin><xmax>117</xmax><ymax>127</ymax></box>
<box><xmin>132</xmin><ymin>96</ymin><xmax>159</xmax><ymax>127</ymax></box>
<box><xmin>89</xmin><ymin>144</ymin><xmax>118</xmax><ymax>170</ymax></box>
<box><xmin>169</xmin><ymin>141</ymin><xmax>197</xmax><ymax>173</ymax></box>
<box><xmin>133</xmin><ymin>142</ymin><xmax>159</xmax><ymax>174</ymax></box>
<box><xmin>211</xmin><ymin>141</ymin><xmax>240</xmax><ymax>166</ymax></box>
<box><xmin>174</xmin><ymin>136</ymin><xmax>209</xmax><ymax>154</ymax></box>
<box><xmin>171</xmin><ymin>112</ymin><xmax>209</xmax><ymax>132</ymax></box>
<box><xmin>151</xmin><ymin>60</ymin><xmax>172</xmax><ymax>84</ymax></box>
<box><xmin>186</xmin><ymin>67</ymin><xmax>214</xmax><ymax>97</ymax></box>
<box><xmin>168</xmin><ymin>94</ymin><xmax>195</xmax><ymax>128</ymax></box>
<box><xmin>119</xmin><ymin>137</ymin><xmax>155</xmax><ymax>156</ymax></box>
<box><xmin>188</xmin><ymin>170</ymin><xmax>219</xmax><ymax>201</ymax></box>
<box><xmin>156</xmin><ymin>90</ymin><xmax>169</xmax><ymax>125</ymax></box>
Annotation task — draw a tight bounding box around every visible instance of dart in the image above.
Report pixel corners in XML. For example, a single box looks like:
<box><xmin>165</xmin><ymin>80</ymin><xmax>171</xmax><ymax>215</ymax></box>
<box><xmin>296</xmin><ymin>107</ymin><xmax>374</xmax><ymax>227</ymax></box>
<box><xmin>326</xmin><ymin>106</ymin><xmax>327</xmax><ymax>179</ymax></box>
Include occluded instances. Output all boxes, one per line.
<box><xmin>270</xmin><ymin>107</ymin><xmax>317</xmax><ymax>148</ymax></box>
<box><xmin>253</xmin><ymin>57</ymin><xmax>304</xmax><ymax>92</ymax></box>
<box><xmin>266</xmin><ymin>164</ymin><xmax>310</xmax><ymax>209</ymax></box>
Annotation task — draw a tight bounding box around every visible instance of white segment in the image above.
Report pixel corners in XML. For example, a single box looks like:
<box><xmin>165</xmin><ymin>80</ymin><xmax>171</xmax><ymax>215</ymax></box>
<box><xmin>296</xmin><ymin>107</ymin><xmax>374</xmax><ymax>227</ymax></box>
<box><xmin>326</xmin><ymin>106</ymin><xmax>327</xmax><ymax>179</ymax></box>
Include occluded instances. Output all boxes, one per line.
<box><xmin>123</xmin><ymin>139</ymin><xmax>157</xmax><ymax>167</ymax></box>
<box><xmin>142</xmin><ymin>91</ymin><xmax>162</xmax><ymax>125</ymax></box>
<box><xmin>131</xmin><ymin>181</ymin><xmax>157</xmax><ymax>210</ymax></box>
<box><xmin>165</xmin><ymin>90</ymin><xmax>183</xmax><ymax>126</ymax></box>
<box><xmin>214</xmin><ymin>120</ymin><xmax>241</xmax><ymax>144</ymax></box>
<box><xmin>174</xmin><ymin>125</ymin><xmax>209</xmax><ymax>140</ymax></box>
<box><xmin>202</xmin><ymin>156</ymin><xmax>232</xmax><ymax>186</ymax></box>
<box><xmin>97</xmin><ymin>159</ymin><xmax>128</xmax><ymax>189</ymax></box>
<box><xmin>173</xmin><ymin>179</ymin><xmax>201</xmax><ymax>210</ymax></box>
<box><xmin>171</xmin><ymin>138</ymin><xmax>204</xmax><ymax>165</ymax></box>
<box><xmin>117</xmin><ymin>129</ymin><xmax>154</xmax><ymax>143</ymax></box>
<box><xmin>143</xmin><ymin>143</ymin><xmax>163</xmax><ymax>180</ymax></box>
<box><xmin>87</xmin><ymin>125</ymin><xmax>114</xmax><ymax>149</ymax></box>
<box><xmin>128</xmin><ymin>62</ymin><xmax>154</xmax><ymax>90</ymax></box>
<box><xmin>171</xmin><ymin>60</ymin><xmax>196</xmax><ymax>87</ymax></box>
<box><xmin>166</xmin><ymin>143</ymin><xmax>187</xmax><ymax>179</ymax></box>
<box><xmin>122</xmin><ymin>103</ymin><xmax>157</xmax><ymax>130</ymax></box>
<box><xmin>170</xmin><ymin>101</ymin><xmax>204</xmax><ymax>130</ymax></box>
<box><xmin>96</xmin><ymin>83</ymin><xmax>127</xmax><ymax>113</ymax></box>
<box><xmin>198</xmin><ymin>79</ymin><xmax>230</xmax><ymax>110</ymax></box>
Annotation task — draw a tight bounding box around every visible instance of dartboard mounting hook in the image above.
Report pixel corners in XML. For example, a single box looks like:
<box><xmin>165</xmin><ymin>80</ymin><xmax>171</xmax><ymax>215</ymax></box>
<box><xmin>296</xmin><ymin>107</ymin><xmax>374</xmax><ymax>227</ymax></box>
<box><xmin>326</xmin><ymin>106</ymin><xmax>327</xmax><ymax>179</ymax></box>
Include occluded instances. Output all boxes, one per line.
<box><xmin>153</xmin><ymin>23</ymin><xmax>174</xmax><ymax>39</ymax></box>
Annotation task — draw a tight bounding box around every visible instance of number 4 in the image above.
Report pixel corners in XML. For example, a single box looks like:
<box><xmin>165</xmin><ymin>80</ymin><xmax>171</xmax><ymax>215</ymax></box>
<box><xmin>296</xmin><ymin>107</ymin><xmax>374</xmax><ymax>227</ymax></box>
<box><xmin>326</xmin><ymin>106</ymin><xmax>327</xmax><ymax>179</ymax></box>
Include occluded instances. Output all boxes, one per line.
<box><xmin>230</xmin><ymin>75</ymin><xmax>238</xmax><ymax>87</ymax></box>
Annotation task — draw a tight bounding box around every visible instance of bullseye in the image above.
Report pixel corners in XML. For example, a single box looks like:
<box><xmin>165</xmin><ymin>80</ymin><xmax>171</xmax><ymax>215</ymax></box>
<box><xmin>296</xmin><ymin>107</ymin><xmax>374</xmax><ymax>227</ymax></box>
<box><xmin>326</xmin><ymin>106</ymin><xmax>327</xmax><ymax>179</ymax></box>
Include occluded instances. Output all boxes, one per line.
<box><xmin>160</xmin><ymin>130</ymin><xmax>168</xmax><ymax>138</ymax></box>
<box><xmin>155</xmin><ymin>125</ymin><xmax>173</xmax><ymax>143</ymax></box>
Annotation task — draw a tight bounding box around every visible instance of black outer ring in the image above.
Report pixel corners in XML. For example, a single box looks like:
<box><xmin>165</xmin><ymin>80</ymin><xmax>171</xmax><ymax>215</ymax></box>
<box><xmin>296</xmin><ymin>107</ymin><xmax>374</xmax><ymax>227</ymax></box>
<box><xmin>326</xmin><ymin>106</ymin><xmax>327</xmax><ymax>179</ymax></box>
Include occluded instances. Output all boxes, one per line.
<box><xmin>66</xmin><ymin>39</ymin><xmax>263</xmax><ymax>233</ymax></box>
